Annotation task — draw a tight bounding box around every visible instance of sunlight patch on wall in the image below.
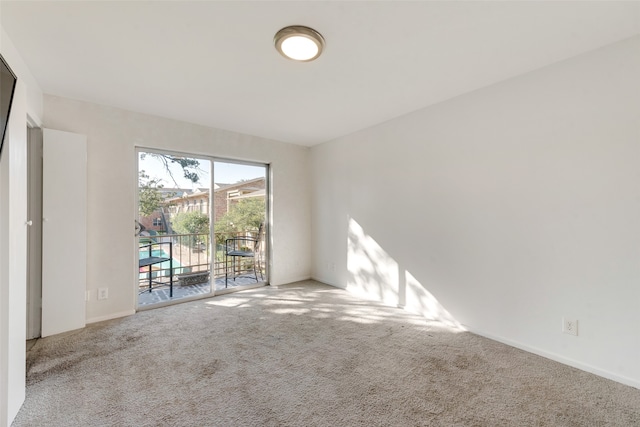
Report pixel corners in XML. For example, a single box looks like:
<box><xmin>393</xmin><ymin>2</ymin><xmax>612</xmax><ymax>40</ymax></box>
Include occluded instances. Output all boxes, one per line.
<box><xmin>404</xmin><ymin>270</ymin><xmax>463</xmax><ymax>330</ymax></box>
<box><xmin>346</xmin><ymin>216</ymin><xmax>462</xmax><ymax>330</ymax></box>
<box><xmin>347</xmin><ymin>218</ymin><xmax>399</xmax><ymax>305</ymax></box>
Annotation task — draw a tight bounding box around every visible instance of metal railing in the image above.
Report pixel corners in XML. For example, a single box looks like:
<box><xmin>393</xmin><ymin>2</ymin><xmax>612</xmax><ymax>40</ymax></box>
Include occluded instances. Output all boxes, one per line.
<box><xmin>138</xmin><ymin>230</ymin><xmax>264</xmax><ymax>290</ymax></box>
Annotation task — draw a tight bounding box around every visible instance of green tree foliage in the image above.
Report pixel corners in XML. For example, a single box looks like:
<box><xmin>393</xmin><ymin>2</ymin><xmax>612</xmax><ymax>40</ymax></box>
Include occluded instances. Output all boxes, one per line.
<box><xmin>170</xmin><ymin>211</ymin><xmax>210</xmax><ymax>247</ymax></box>
<box><xmin>138</xmin><ymin>171</ymin><xmax>165</xmax><ymax>216</ymax></box>
<box><xmin>215</xmin><ymin>198</ymin><xmax>265</xmax><ymax>244</ymax></box>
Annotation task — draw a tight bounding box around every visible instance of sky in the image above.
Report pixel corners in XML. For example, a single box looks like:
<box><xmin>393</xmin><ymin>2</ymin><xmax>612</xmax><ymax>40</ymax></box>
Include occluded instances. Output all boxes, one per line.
<box><xmin>138</xmin><ymin>152</ymin><xmax>265</xmax><ymax>189</ymax></box>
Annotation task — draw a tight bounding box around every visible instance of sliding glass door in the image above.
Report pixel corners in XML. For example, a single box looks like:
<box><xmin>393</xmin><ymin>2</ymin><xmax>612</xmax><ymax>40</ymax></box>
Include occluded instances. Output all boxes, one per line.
<box><xmin>212</xmin><ymin>160</ymin><xmax>267</xmax><ymax>291</ymax></box>
<box><xmin>136</xmin><ymin>149</ymin><xmax>268</xmax><ymax>308</ymax></box>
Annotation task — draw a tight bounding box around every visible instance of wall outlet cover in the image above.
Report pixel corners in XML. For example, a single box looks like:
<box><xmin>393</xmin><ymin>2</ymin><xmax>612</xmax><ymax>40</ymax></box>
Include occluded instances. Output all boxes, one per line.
<box><xmin>563</xmin><ymin>317</ymin><xmax>578</xmax><ymax>336</ymax></box>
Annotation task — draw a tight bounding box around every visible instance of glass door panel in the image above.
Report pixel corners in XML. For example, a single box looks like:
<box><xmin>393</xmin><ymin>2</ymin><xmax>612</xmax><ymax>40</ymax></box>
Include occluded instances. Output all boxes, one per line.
<box><xmin>137</xmin><ymin>150</ymin><xmax>211</xmax><ymax>307</ymax></box>
<box><xmin>213</xmin><ymin>161</ymin><xmax>268</xmax><ymax>291</ymax></box>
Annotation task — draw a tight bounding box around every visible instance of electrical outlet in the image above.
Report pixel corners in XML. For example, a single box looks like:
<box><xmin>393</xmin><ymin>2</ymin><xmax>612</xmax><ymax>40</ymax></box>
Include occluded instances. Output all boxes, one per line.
<box><xmin>563</xmin><ymin>317</ymin><xmax>578</xmax><ymax>336</ymax></box>
<box><xmin>98</xmin><ymin>287</ymin><xmax>109</xmax><ymax>300</ymax></box>
<box><xmin>329</xmin><ymin>262</ymin><xmax>336</xmax><ymax>272</ymax></box>
<box><xmin>85</xmin><ymin>290</ymin><xmax>91</xmax><ymax>302</ymax></box>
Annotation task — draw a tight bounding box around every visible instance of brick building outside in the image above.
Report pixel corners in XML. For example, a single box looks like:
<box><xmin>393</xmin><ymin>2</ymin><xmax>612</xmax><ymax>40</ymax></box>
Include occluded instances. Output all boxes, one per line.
<box><xmin>155</xmin><ymin>177</ymin><xmax>266</xmax><ymax>231</ymax></box>
<box><xmin>138</xmin><ymin>187</ymin><xmax>190</xmax><ymax>232</ymax></box>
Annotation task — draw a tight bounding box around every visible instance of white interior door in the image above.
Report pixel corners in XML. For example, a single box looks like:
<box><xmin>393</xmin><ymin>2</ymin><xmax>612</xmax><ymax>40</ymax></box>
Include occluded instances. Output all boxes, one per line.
<box><xmin>41</xmin><ymin>128</ymin><xmax>87</xmax><ymax>337</ymax></box>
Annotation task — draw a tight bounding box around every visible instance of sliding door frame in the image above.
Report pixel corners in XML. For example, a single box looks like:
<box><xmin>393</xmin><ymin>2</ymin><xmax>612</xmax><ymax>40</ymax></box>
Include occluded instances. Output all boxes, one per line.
<box><xmin>133</xmin><ymin>147</ymin><xmax>270</xmax><ymax>309</ymax></box>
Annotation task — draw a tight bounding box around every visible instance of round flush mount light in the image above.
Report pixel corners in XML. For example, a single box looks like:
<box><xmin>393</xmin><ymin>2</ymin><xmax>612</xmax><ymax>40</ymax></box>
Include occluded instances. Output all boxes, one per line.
<box><xmin>274</xmin><ymin>26</ymin><xmax>325</xmax><ymax>62</ymax></box>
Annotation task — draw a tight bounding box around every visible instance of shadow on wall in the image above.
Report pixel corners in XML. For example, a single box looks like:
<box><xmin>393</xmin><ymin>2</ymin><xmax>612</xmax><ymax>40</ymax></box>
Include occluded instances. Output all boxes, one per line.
<box><xmin>346</xmin><ymin>217</ymin><xmax>462</xmax><ymax>330</ymax></box>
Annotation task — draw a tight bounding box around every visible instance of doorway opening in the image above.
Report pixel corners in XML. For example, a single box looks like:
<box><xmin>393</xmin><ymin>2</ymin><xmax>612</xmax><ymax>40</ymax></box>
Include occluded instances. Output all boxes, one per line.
<box><xmin>136</xmin><ymin>150</ymin><xmax>268</xmax><ymax>308</ymax></box>
<box><xmin>26</xmin><ymin>126</ymin><xmax>43</xmax><ymax>340</ymax></box>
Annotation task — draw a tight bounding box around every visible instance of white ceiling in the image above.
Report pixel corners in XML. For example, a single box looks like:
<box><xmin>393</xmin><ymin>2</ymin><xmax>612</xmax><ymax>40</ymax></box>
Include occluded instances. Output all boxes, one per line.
<box><xmin>1</xmin><ymin>1</ymin><xmax>639</xmax><ymax>146</ymax></box>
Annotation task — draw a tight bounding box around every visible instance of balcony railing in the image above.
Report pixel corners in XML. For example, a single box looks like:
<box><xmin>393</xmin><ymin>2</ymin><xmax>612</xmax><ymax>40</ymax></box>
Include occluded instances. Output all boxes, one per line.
<box><xmin>138</xmin><ymin>230</ymin><xmax>264</xmax><ymax>292</ymax></box>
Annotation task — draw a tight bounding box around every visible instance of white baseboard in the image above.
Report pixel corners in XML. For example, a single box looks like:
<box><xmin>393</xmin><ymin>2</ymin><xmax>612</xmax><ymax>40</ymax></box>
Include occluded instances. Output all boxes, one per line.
<box><xmin>86</xmin><ymin>309</ymin><xmax>135</xmax><ymax>324</ymax></box>
<box><xmin>464</xmin><ymin>325</ymin><xmax>640</xmax><ymax>390</ymax></box>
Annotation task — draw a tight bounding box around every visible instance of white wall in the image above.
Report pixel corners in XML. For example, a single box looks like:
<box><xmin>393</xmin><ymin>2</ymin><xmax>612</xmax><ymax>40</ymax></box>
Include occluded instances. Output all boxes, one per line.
<box><xmin>0</xmin><ymin>27</ymin><xmax>42</xmax><ymax>427</ymax></box>
<box><xmin>43</xmin><ymin>96</ymin><xmax>311</xmax><ymax>323</ymax></box>
<box><xmin>311</xmin><ymin>36</ymin><xmax>640</xmax><ymax>388</ymax></box>
<box><xmin>1</xmin><ymin>29</ymin><xmax>42</xmax><ymax>126</ymax></box>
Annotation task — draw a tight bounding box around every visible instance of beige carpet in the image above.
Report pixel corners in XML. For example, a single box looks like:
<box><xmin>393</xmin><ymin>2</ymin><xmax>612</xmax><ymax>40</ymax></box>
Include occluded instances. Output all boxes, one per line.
<box><xmin>13</xmin><ymin>281</ymin><xmax>640</xmax><ymax>426</ymax></box>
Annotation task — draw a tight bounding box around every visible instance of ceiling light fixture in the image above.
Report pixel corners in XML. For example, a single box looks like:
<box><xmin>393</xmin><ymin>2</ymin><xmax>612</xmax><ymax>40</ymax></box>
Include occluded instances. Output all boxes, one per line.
<box><xmin>274</xmin><ymin>26</ymin><xmax>325</xmax><ymax>62</ymax></box>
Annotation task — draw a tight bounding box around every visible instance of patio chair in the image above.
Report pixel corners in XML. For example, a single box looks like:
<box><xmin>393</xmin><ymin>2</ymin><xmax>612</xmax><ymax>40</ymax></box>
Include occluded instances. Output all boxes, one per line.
<box><xmin>224</xmin><ymin>225</ymin><xmax>264</xmax><ymax>287</ymax></box>
<box><xmin>139</xmin><ymin>240</ymin><xmax>174</xmax><ymax>297</ymax></box>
